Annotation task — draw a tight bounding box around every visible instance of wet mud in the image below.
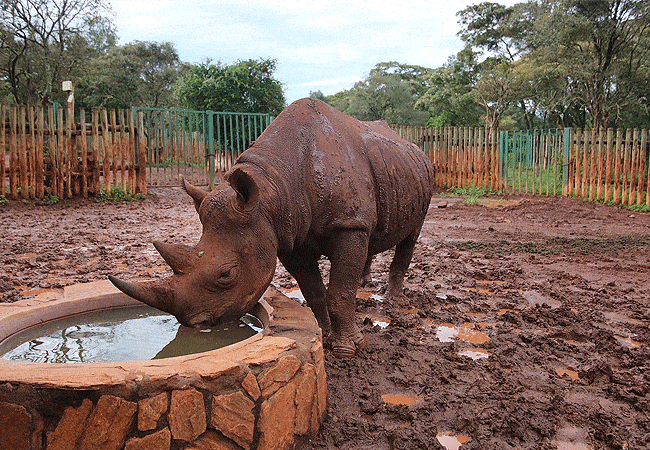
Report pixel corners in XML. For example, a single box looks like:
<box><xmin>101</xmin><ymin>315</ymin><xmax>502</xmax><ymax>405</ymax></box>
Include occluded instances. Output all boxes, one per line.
<box><xmin>1</xmin><ymin>188</ymin><xmax>649</xmax><ymax>449</ymax></box>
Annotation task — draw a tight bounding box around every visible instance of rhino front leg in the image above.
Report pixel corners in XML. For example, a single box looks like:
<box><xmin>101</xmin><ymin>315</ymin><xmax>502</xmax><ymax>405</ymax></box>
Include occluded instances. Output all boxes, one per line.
<box><xmin>386</xmin><ymin>225</ymin><xmax>422</xmax><ymax>300</ymax></box>
<box><xmin>325</xmin><ymin>230</ymin><xmax>368</xmax><ymax>358</ymax></box>
<box><xmin>282</xmin><ymin>254</ymin><xmax>331</xmax><ymax>335</ymax></box>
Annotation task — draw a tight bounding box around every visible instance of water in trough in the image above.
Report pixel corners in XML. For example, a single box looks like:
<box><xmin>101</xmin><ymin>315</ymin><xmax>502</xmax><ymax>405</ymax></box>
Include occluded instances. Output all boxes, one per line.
<box><xmin>0</xmin><ymin>305</ymin><xmax>263</xmax><ymax>363</ymax></box>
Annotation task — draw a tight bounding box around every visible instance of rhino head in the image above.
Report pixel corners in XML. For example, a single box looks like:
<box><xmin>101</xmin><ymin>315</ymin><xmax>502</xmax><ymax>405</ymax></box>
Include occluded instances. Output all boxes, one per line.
<box><xmin>109</xmin><ymin>168</ymin><xmax>278</xmax><ymax>328</ymax></box>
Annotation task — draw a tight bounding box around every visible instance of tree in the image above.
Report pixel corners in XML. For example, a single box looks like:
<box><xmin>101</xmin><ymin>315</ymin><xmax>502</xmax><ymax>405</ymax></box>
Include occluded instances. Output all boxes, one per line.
<box><xmin>457</xmin><ymin>2</ymin><xmax>531</xmax><ymax>62</ymax></box>
<box><xmin>325</xmin><ymin>62</ymin><xmax>432</xmax><ymax>125</ymax></box>
<box><xmin>0</xmin><ymin>0</ymin><xmax>111</xmax><ymax>104</ymax></box>
<box><xmin>557</xmin><ymin>0</ymin><xmax>650</xmax><ymax>127</ymax></box>
<box><xmin>458</xmin><ymin>0</ymin><xmax>650</xmax><ymax>128</ymax></box>
<box><xmin>76</xmin><ymin>41</ymin><xmax>181</xmax><ymax>109</ymax></box>
<box><xmin>309</xmin><ymin>90</ymin><xmax>327</xmax><ymax>102</ymax></box>
<box><xmin>175</xmin><ymin>59</ymin><xmax>285</xmax><ymax>115</ymax></box>
<box><xmin>416</xmin><ymin>46</ymin><xmax>484</xmax><ymax>126</ymax></box>
<box><xmin>472</xmin><ymin>59</ymin><xmax>522</xmax><ymax>129</ymax></box>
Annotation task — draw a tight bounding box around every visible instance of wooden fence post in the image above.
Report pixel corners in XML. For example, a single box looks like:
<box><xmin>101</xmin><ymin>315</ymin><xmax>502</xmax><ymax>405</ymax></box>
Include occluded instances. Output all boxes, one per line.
<box><xmin>628</xmin><ymin>129</ymin><xmax>636</xmax><ymax>205</ymax></box>
<box><xmin>596</xmin><ymin>128</ymin><xmax>604</xmax><ymax>201</ymax></box>
<box><xmin>18</xmin><ymin>105</ymin><xmax>29</xmax><ymax>198</ymax></box>
<box><xmin>91</xmin><ymin>108</ymin><xmax>101</xmax><ymax>196</ymax></box>
<box><xmin>80</xmin><ymin>109</ymin><xmax>88</xmax><ymax>198</ymax></box>
<box><xmin>28</xmin><ymin>106</ymin><xmax>36</xmax><ymax>199</ymax></box>
<box><xmin>0</xmin><ymin>105</ymin><xmax>5</xmax><ymax>197</ymax></box>
<box><xmin>100</xmin><ymin>108</ymin><xmax>110</xmax><ymax>193</ymax></box>
<box><xmin>604</xmin><ymin>128</ymin><xmax>613</xmax><ymax>203</ymax></box>
<box><xmin>35</xmin><ymin>106</ymin><xmax>44</xmax><ymax>198</ymax></box>
<box><xmin>622</xmin><ymin>129</ymin><xmax>631</xmax><ymax>205</ymax></box>
<box><xmin>636</xmin><ymin>130</ymin><xmax>650</xmax><ymax>206</ymax></box>
<box><xmin>65</xmin><ymin>103</ymin><xmax>73</xmax><ymax>198</ymax></box>
<box><xmin>645</xmin><ymin>130</ymin><xmax>650</xmax><ymax>207</ymax></box>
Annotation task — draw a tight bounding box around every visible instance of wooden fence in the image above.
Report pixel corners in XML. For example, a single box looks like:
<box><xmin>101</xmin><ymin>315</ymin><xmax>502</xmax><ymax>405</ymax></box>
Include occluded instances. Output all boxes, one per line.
<box><xmin>566</xmin><ymin>128</ymin><xmax>649</xmax><ymax>206</ymax></box>
<box><xmin>3</xmin><ymin>107</ymin><xmax>649</xmax><ymax>208</ymax></box>
<box><xmin>1</xmin><ymin>104</ymin><xmax>272</xmax><ymax>200</ymax></box>
<box><xmin>1</xmin><ymin>104</ymin><xmax>146</xmax><ymax>200</ymax></box>
<box><xmin>396</xmin><ymin>125</ymin><xmax>650</xmax><ymax>207</ymax></box>
<box><xmin>394</xmin><ymin>126</ymin><xmax>502</xmax><ymax>192</ymax></box>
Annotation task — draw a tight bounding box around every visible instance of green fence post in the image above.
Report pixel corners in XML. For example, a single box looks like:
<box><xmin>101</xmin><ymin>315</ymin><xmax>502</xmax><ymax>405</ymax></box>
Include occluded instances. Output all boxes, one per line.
<box><xmin>563</xmin><ymin>127</ymin><xmax>572</xmax><ymax>196</ymax></box>
<box><xmin>499</xmin><ymin>130</ymin><xmax>507</xmax><ymax>192</ymax></box>
<box><xmin>207</xmin><ymin>111</ymin><xmax>215</xmax><ymax>186</ymax></box>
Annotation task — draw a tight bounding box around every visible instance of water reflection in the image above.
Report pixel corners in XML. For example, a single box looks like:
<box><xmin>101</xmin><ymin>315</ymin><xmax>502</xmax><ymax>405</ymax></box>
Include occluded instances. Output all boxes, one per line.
<box><xmin>436</xmin><ymin>432</ymin><xmax>472</xmax><ymax>450</ymax></box>
<box><xmin>0</xmin><ymin>306</ymin><xmax>263</xmax><ymax>363</ymax></box>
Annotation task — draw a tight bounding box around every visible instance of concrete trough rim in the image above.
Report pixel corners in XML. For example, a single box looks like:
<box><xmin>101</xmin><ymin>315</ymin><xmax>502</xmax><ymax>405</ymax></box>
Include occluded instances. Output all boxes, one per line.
<box><xmin>0</xmin><ymin>280</ymin><xmax>311</xmax><ymax>390</ymax></box>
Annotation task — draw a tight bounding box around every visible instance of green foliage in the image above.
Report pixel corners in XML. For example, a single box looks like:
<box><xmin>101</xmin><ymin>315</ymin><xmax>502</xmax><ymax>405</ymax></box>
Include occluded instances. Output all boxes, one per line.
<box><xmin>175</xmin><ymin>59</ymin><xmax>285</xmax><ymax>116</ymax></box>
<box><xmin>416</xmin><ymin>47</ymin><xmax>484</xmax><ymax>126</ymax></box>
<box><xmin>76</xmin><ymin>41</ymin><xmax>181</xmax><ymax>109</ymax></box>
<box><xmin>457</xmin><ymin>0</ymin><xmax>650</xmax><ymax>129</ymax></box>
<box><xmin>0</xmin><ymin>195</ymin><xmax>7</xmax><ymax>205</ymax></box>
<box><xmin>309</xmin><ymin>91</ymin><xmax>328</xmax><ymax>102</ymax></box>
<box><xmin>457</xmin><ymin>2</ymin><xmax>530</xmax><ymax>61</ymax></box>
<box><xmin>0</xmin><ymin>0</ymin><xmax>113</xmax><ymax>104</ymax></box>
<box><xmin>94</xmin><ymin>186</ymin><xmax>145</xmax><ymax>202</ymax></box>
<box><xmin>34</xmin><ymin>194</ymin><xmax>60</xmax><ymax>206</ymax></box>
<box><xmin>449</xmin><ymin>186</ymin><xmax>487</xmax><ymax>204</ymax></box>
<box><xmin>625</xmin><ymin>204</ymin><xmax>650</xmax><ymax>213</ymax></box>
<box><xmin>324</xmin><ymin>62</ymin><xmax>432</xmax><ymax>125</ymax></box>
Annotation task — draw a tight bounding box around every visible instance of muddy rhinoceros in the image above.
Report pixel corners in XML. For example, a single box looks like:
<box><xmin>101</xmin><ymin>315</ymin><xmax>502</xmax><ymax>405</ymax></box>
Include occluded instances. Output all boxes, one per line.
<box><xmin>109</xmin><ymin>98</ymin><xmax>433</xmax><ymax>357</ymax></box>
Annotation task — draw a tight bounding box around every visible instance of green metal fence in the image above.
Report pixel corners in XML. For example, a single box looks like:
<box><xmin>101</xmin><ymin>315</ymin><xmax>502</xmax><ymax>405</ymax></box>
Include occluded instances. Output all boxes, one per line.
<box><xmin>134</xmin><ymin>107</ymin><xmax>272</xmax><ymax>187</ymax></box>
<box><xmin>499</xmin><ymin>129</ymin><xmax>571</xmax><ymax>196</ymax></box>
<box><xmin>499</xmin><ymin>128</ymin><xmax>649</xmax><ymax>206</ymax></box>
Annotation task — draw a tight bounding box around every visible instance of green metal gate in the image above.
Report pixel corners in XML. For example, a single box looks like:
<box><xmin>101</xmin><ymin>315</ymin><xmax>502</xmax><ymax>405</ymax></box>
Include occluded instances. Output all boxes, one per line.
<box><xmin>134</xmin><ymin>107</ymin><xmax>272</xmax><ymax>187</ymax></box>
<box><xmin>499</xmin><ymin>129</ymin><xmax>571</xmax><ymax>196</ymax></box>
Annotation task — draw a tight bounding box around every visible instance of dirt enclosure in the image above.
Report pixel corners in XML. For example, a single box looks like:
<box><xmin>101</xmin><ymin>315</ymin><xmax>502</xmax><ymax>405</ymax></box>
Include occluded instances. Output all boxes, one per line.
<box><xmin>1</xmin><ymin>188</ymin><xmax>649</xmax><ymax>450</ymax></box>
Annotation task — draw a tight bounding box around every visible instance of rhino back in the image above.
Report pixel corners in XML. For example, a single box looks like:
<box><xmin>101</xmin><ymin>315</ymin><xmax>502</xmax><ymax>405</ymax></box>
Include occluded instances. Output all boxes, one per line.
<box><xmin>361</xmin><ymin>120</ymin><xmax>433</xmax><ymax>253</ymax></box>
<box><xmin>236</xmin><ymin>98</ymin><xmax>433</xmax><ymax>255</ymax></box>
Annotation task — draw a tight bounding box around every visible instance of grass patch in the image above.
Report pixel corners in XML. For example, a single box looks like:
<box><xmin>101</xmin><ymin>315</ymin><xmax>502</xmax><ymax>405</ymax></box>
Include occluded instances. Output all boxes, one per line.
<box><xmin>35</xmin><ymin>193</ymin><xmax>60</xmax><ymax>206</ymax></box>
<box><xmin>448</xmin><ymin>186</ymin><xmax>487</xmax><ymax>204</ymax></box>
<box><xmin>94</xmin><ymin>186</ymin><xmax>145</xmax><ymax>202</ymax></box>
<box><xmin>625</xmin><ymin>204</ymin><xmax>650</xmax><ymax>212</ymax></box>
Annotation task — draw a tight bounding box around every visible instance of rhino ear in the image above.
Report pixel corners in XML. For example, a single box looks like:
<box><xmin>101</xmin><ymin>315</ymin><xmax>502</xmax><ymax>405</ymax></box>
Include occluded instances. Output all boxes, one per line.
<box><xmin>226</xmin><ymin>168</ymin><xmax>259</xmax><ymax>211</ymax></box>
<box><xmin>181</xmin><ymin>176</ymin><xmax>208</xmax><ymax>213</ymax></box>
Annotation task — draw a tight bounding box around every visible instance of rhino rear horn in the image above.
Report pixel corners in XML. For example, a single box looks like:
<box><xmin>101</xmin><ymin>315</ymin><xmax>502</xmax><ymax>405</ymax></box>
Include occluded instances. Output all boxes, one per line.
<box><xmin>181</xmin><ymin>176</ymin><xmax>208</xmax><ymax>213</ymax></box>
<box><xmin>153</xmin><ymin>241</ymin><xmax>198</xmax><ymax>274</ymax></box>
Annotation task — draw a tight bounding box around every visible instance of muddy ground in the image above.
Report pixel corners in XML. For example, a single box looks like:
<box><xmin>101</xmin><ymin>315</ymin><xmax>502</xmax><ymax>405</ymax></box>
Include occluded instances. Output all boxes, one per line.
<box><xmin>1</xmin><ymin>188</ymin><xmax>649</xmax><ymax>450</ymax></box>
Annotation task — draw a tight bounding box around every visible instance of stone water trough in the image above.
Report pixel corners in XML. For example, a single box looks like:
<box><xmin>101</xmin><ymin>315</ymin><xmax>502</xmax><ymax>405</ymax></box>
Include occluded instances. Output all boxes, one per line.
<box><xmin>0</xmin><ymin>280</ymin><xmax>326</xmax><ymax>450</ymax></box>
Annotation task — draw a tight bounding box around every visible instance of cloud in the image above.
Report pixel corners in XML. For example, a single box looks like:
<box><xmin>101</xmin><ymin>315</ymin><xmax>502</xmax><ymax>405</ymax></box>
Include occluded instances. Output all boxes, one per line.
<box><xmin>109</xmin><ymin>0</ymin><xmax>517</xmax><ymax>103</ymax></box>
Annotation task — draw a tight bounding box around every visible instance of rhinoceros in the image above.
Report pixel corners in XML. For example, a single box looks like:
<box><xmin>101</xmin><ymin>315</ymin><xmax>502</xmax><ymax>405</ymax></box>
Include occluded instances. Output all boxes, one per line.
<box><xmin>109</xmin><ymin>98</ymin><xmax>433</xmax><ymax>357</ymax></box>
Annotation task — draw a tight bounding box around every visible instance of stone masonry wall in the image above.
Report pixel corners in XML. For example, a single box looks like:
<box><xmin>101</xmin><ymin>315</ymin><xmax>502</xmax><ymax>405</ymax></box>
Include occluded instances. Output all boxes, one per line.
<box><xmin>0</xmin><ymin>285</ymin><xmax>326</xmax><ymax>450</ymax></box>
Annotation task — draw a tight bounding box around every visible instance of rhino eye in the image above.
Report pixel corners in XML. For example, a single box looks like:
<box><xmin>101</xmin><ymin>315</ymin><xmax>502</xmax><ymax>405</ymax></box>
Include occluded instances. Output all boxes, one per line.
<box><xmin>215</xmin><ymin>268</ymin><xmax>237</xmax><ymax>288</ymax></box>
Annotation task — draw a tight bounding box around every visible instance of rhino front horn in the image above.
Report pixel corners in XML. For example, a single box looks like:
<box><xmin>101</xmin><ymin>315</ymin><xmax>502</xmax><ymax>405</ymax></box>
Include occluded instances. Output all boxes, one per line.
<box><xmin>181</xmin><ymin>176</ymin><xmax>208</xmax><ymax>212</ymax></box>
<box><xmin>108</xmin><ymin>275</ymin><xmax>171</xmax><ymax>311</ymax></box>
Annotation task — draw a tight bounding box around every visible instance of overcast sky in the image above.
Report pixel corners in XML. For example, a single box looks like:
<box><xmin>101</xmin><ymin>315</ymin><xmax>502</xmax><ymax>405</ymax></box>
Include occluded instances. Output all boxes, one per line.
<box><xmin>109</xmin><ymin>0</ymin><xmax>510</xmax><ymax>104</ymax></box>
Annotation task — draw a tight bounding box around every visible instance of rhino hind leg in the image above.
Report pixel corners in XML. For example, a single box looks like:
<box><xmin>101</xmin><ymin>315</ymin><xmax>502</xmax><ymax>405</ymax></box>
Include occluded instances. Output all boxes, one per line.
<box><xmin>360</xmin><ymin>254</ymin><xmax>374</xmax><ymax>287</ymax></box>
<box><xmin>385</xmin><ymin>225</ymin><xmax>422</xmax><ymax>301</ymax></box>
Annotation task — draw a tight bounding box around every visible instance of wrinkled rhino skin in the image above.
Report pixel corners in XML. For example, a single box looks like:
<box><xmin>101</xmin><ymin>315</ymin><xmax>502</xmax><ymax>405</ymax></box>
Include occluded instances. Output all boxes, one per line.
<box><xmin>110</xmin><ymin>98</ymin><xmax>433</xmax><ymax>357</ymax></box>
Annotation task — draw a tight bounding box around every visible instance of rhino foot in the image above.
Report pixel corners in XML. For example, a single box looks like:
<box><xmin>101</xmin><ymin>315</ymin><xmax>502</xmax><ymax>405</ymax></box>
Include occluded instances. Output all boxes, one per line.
<box><xmin>385</xmin><ymin>290</ymin><xmax>408</xmax><ymax>303</ymax></box>
<box><xmin>330</xmin><ymin>332</ymin><xmax>366</xmax><ymax>358</ymax></box>
<box><xmin>360</xmin><ymin>276</ymin><xmax>376</xmax><ymax>288</ymax></box>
